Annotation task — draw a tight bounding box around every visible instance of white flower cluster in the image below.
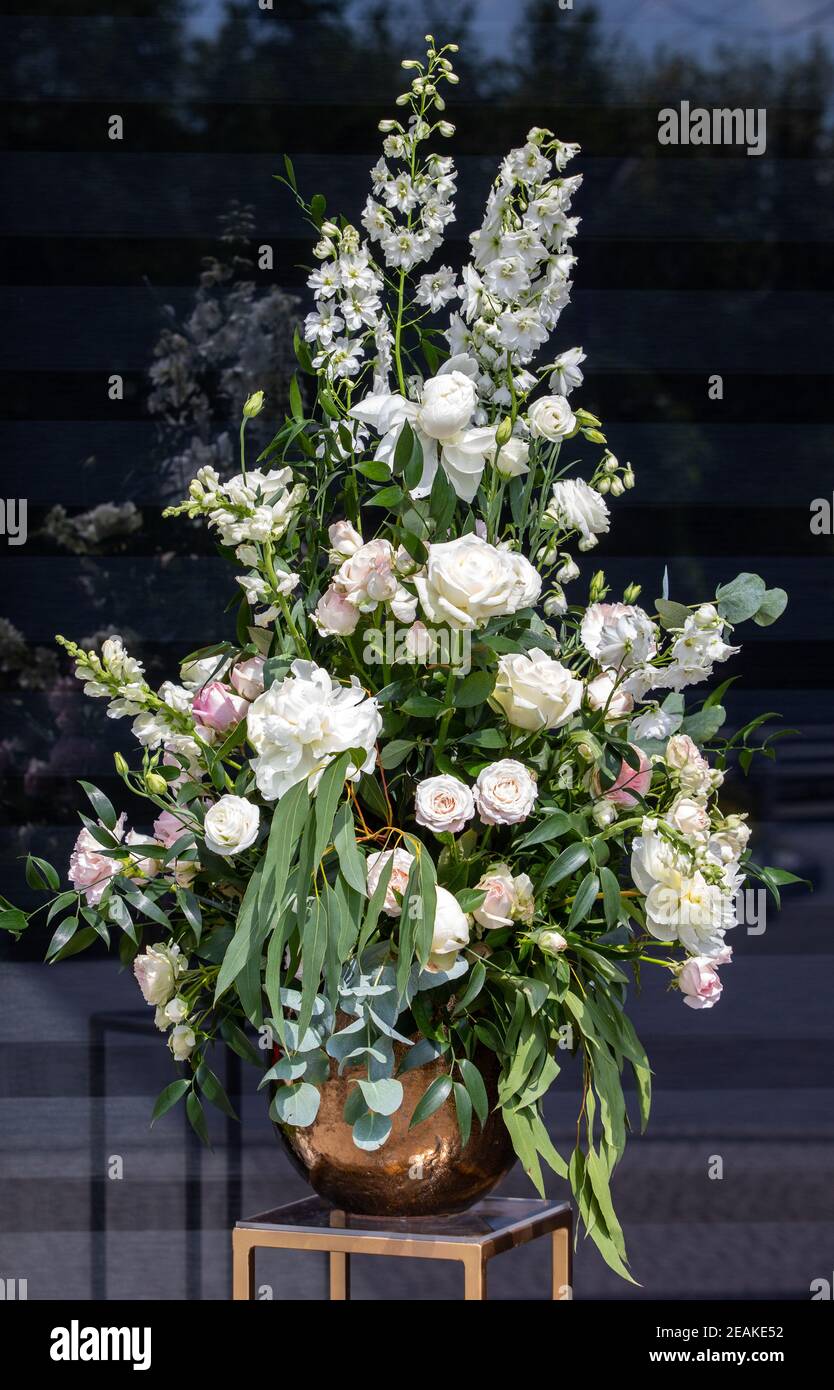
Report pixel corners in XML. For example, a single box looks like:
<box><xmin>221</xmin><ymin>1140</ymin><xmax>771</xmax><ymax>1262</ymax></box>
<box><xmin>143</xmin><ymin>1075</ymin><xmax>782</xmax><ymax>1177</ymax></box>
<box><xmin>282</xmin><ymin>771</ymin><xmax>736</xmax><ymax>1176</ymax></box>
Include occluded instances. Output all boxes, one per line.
<box><xmin>314</xmin><ymin>522</ymin><xmax>417</xmax><ymax>637</ymax></box>
<box><xmin>167</xmin><ymin>464</ymin><xmax>305</xmax><ymax>550</ymax></box>
<box><xmin>73</xmin><ymin>635</ymin><xmax>149</xmax><ymax>719</ymax></box>
<box><xmin>651</xmin><ymin>604</ymin><xmax>740</xmax><ymax>692</ymax></box>
<box><xmin>447</xmin><ymin>127</ymin><xmax>582</xmax><ymax>406</ymax></box>
<box><xmin>363</xmin><ymin>139</ymin><xmax>457</xmax><ymax>274</ymax></box>
<box><xmin>305</xmin><ymin>225</ymin><xmax>389</xmax><ymax>383</ymax></box>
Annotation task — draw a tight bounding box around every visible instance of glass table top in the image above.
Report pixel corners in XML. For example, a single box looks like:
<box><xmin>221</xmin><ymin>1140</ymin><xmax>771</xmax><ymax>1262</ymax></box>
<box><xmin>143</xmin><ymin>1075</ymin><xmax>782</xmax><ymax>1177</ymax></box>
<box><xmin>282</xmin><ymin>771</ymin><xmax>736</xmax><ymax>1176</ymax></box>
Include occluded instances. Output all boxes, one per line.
<box><xmin>237</xmin><ymin>1195</ymin><xmax>569</xmax><ymax>1242</ymax></box>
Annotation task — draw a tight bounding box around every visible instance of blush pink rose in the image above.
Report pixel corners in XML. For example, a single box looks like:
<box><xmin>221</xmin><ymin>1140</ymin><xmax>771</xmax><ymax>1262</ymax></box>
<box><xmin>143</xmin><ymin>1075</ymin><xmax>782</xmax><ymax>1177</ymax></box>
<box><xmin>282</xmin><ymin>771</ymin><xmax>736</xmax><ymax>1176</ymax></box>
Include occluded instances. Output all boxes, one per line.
<box><xmin>68</xmin><ymin>813</ymin><xmax>127</xmax><ymax>905</ymax></box>
<box><xmin>678</xmin><ymin>956</ymin><xmax>723</xmax><ymax>1010</ymax></box>
<box><xmin>230</xmin><ymin>655</ymin><xmax>266</xmax><ymax>702</ymax></box>
<box><xmin>313</xmin><ymin>584</ymin><xmax>360</xmax><ymax>636</ymax></box>
<box><xmin>599</xmin><ymin>745</ymin><xmax>652</xmax><ymax>807</ymax></box>
<box><xmin>191</xmin><ymin>680</ymin><xmax>249</xmax><ymax>733</ymax></box>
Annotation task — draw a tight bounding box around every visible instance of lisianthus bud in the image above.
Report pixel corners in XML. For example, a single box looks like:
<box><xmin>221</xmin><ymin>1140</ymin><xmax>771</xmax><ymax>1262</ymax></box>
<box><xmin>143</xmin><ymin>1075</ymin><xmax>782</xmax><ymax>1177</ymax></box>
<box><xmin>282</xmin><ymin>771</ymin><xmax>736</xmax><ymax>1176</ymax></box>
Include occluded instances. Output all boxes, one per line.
<box><xmin>610</xmin><ymin>477</ymin><xmax>625</xmax><ymax>497</ymax></box>
<box><xmin>114</xmin><ymin>752</ymin><xmax>129</xmax><ymax>777</ymax></box>
<box><xmin>623</xmin><ymin>582</ymin><xmax>642</xmax><ymax>604</ymax></box>
<box><xmin>592</xmin><ymin>800</ymin><xmax>617</xmax><ymax>829</ymax></box>
<box><xmin>588</xmin><ymin>570</ymin><xmax>607</xmax><ymax>602</ymax></box>
<box><xmin>494</xmin><ymin>416</ymin><xmax>514</xmax><ymax>446</ymax></box>
<box><xmin>243</xmin><ymin>391</ymin><xmax>264</xmax><ymax>419</ymax></box>
<box><xmin>584</xmin><ymin>428</ymin><xmax>607</xmax><ymax>444</ymax></box>
<box><xmin>623</xmin><ymin>466</ymin><xmax>635</xmax><ymax>489</ymax></box>
<box><xmin>145</xmin><ymin>772</ymin><xmax>167</xmax><ymax>796</ymax></box>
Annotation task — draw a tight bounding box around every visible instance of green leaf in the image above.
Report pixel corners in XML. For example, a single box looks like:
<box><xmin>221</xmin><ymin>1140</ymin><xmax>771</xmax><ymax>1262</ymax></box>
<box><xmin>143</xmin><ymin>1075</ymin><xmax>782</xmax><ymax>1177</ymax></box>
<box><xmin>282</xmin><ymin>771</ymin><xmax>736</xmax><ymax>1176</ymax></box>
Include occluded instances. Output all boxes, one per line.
<box><xmin>458</xmin><ymin>1058</ymin><xmax>488</xmax><ymax>1129</ymax></box>
<box><xmin>270</xmin><ymin>1081</ymin><xmax>321</xmax><ymax>1128</ymax></box>
<box><xmin>357</xmin><ymin>853</ymin><xmax>394</xmax><ymax>956</ymax></box>
<box><xmin>599</xmin><ymin>866</ymin><xmax>622</xmax><ymax>928</ymax></box>
<box><xmin>0</xmin><ymin>907</ymin><xmax>28</xmax><ymax>935</ymax></box>
<box><xmin>654</xmin><ymin>599</ymin><xmax>689</xmax><ymax>631</ymax></box>
<box><xmin>501</xmin><ymin>1105</ymin><xmax>544</xmax><ymax>1196</ymax></box>
<box><xmin>46</xmin><ymin>917</ymin><xmax>78</xmax><ymax>959</ymax></box>
<box><xmin>196</xmin><ymin>1063</ymin><xmax>238</xmax><ymax>1120</ymax></box>
<box><xmin>715</xmin><ymin>572</ymin><xmax>766</xmax><ymax>623</ymax></box>
<box><xmin>398</xmin><ymin>836</ymin><xmax>437</xmax><ymax>993</ymax></box>
<box><xmin>312</xmin><ymin>751</ymin><xmax>351</xmax><ymax>867</ymax></box>
<box><xmin>289</xmin><ymin>374</ymin><xmax>304</xmax><ymax>422</ymax></box>
<box><xmin>214</xmin><ymin>858</ymin><xmax>266</xmax><ymax>1002</ymax></box>
<box><xmin>186</xmin><ymin>1091</ymin><xmax>212</xmax><ymax>1148</ymax></box>
<box><xmin>568</xmin><ymin>872</ymin><xmax>600</xmax><ymax>929</ymax></box>
<box><xmin>352</xmin><ymin>1111</ymin><xmax>392</xmax><ymax>1151</ymax></box>
<box><xmin>25</xmin><ymin>855</ymin><xmax>60</xmax><ymax>891</ymax></box>
<box><xmin>151</xmin><ymin>1079</ymin><xmax>191</xmax><ymax>1125</ymax></box>
<box><xmin>175</xmin><ymin>887</ymin><xmax>202</xmax><ymax>940</ymax></box>
<box><xmin>373</xmin><ymin>484</ymin><xmax>404</xmax><ymax>509</ymax></box>
<box><xmin>298</xmin><ymin>897</ymin><xmax>329</xmax><ymax>1040</ymax></box>
<box><xmin>453</xmin><ymin>1082</ymin><xmax>472</xmax><ymax>1148</ymax></box>
<box><xmin>122</xmin><ymin>888</ymin><xmax>172</xmax><ymax>932</ymax></box>
<box><xmin>682</xmin><ymin>705</ymin><xmax>726</xmax><ymax>743</ymax></box>
<box><xmin>454</xmin><ymin>670</ymin><xmax>495</xmax><ymax>708</ymax></box>
<box><xmin>355</xmin><ymin>459</ymin><xmax>391</xmax><ymax>481</ymax></box>
<box><xmin>753</xmin><ymin>587</ymin><xmax>788</xmax><ymax>627</ymax></box>
<box><xmin>357</xmin><ymin>1077</ymin><xmax>403</xmax><ymax>1116</ymax></box>
<box><xmin>540</xmin><ymin>842</ymin><xmax>590</xmax><ymax>891</ymax></box>
<box><xmin>219</xmin><ymin>1020</ymin><xmax>261</xmax><ymax>1068</ymax></box>
<box><xmin>516</xmin><ymin>811</ymin><xmax>572</xmax><ymax>850</ymax></box>
<box><xmin>409</xmin><ymin>1073</ymin><xmax>453</xmax><ymax>1129</ymax></box>
<box><xmin>379</xmin><ymin>739</ymin><xmax>415</xmax><ymax>770</ymax></box>
<box><xmin>332</xmin><ymin>802</ymin><xmax>367</xmax><ymax>895</ymax></box>
<box><xmin>79</xmin><ymin>780</ymin><xmax>116</xmax><ymax>830</ymax></box>
<box><xmin>397</xmin><ymin>1037</ymin><xmax>445</xmax><ymax>1075</ymax></box>
<box><xmin>452</xmin><ymin>959</ymin><xmax>486</xmax><ymax>1014</ymax></box>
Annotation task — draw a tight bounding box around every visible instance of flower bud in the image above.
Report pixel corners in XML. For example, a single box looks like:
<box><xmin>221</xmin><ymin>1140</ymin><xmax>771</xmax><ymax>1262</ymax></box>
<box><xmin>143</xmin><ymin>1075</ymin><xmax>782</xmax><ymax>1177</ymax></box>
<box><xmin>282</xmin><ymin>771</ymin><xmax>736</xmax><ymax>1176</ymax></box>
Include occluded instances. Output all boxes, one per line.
<box><xmin>114</xmin><ymin>752</ymin><xmax>129</xmax><ymax>778</ymax></box>
<box><xmin>556</xmin><ymin>557</ymin><xmax>579</xmax><ymax>583</ymax></box>
<box><xmin>588</xmin><ymin>570</ymin><xmax>607</xmax><ymax>602</ymax></box>
<box><xmin>145</xmin><ymin>772</ymin><xmax>167</xmax><ymax>796</ymax></box>
<box><xmin>584</xmin><ymin>428</ymin><xmax>607</xmax><ymax>444</ymax></box>
<box><xmin>603</xmin><ymin>451</ymin><xmax>619</xmax><ymax>473</ymax></box>
<box><xmin>494</xmin><ymin>416</ymin><xmax>514</xmax><ymax>446</ymax></box>
<box><xmin>610</xmin><ymin>476</ymin><xmax>624</xmax><ymax>497</ymax></box>
<box><xmin>395</xmin><ymin>92</ymin><xmax>411</xmax><ymax>106</ymax></box>
<box><xmin>437</xmin><ymin>121</ymin><xmax>455</xmax><ymax>137</ymax></box>
<box><xmin>320</xmin><ymin>221</ymin><xmax>340</xmax><ymax>237</ymax></box>
<box><xmin>592</xmin><ymin>800</ymin><xmax>617</xmax><ymax>829</ymax></box>
<box><xmin>623</xmin><ymin>466</ymin><xmax>636</xmax><ymax>489</ymax></box>
<box><xmin>378</xmin><ymin>119</ymin><xmax>397</xmax><ymax>132</ymax></box>
<box><xmin>312</xmin><ymin>238</ymin><xmax>334</xmax><ymax>260</ymax></box>
<box><xmin>538</xmin><ymin>930</ymin><xmax>568</xmax><ymax>955</ymax></box>
<box><xmin>543</xmin><ymin>587</ymin><xmax>567</xmax><ymax>618</ymax></box>
<box><xmin>596</xmin><ymin>476</ymin><xmax>611</xmax><ymax>494</ymax></box>
<box><xmin>623</xmin><ymin>582</ymin><xmax>642</xmax><ymax>604</ymax></box>
<box><xmin>243</xmin><ymin>391</ymin><xmax>265</xmax><ymax>419</ymax></box>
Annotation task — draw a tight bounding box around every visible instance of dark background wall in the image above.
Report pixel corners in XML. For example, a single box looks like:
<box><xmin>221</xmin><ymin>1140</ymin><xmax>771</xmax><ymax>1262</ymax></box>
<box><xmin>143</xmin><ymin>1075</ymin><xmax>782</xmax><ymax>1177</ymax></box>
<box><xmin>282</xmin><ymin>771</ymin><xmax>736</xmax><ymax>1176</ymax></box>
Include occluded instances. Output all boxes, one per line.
<box><xmin>1</xmin><ymin>0</ymin><xmax>832</xmax><ymax>1300</ymax></box>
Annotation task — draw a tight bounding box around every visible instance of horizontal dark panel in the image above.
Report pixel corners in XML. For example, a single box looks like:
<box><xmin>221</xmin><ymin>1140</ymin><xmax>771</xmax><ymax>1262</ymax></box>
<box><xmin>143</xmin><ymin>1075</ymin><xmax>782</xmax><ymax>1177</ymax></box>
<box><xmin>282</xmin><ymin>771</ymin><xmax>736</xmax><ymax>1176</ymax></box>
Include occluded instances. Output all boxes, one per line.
<box><xmin>3</xmin><ymin>370</ymin><xmax>834</xmax><ymax>423</ymax></box>
<box><xmin>2</xmin><ymin>99</ymin><xmax>823</xmax><ymax>156</ymax></box>
<box><xmin>5</xmin><ymin>235</ymin><xmax>834</xmax><ymax>292</ymax></box>
<box><xmin>5</xmin><ymin>153</ymin><xmax>832</xmax><ymax>242</ymax></box>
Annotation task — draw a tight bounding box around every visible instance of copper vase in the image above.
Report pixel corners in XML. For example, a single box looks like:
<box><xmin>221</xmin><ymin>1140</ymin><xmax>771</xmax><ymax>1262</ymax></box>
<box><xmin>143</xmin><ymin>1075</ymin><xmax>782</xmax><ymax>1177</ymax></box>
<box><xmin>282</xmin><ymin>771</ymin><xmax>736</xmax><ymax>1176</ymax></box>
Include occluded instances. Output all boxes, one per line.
<box><xmin>274</xmin><ymin>1045</ymin><xmax>515</xmax><ymax>1217</ymax></box>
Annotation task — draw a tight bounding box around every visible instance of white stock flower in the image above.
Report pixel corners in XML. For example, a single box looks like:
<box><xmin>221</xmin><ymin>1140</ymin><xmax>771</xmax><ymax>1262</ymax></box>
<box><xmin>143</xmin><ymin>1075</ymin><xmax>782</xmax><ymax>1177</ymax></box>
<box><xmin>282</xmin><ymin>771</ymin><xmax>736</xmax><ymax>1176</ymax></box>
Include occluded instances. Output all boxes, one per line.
<box><xmin>547</xmin><ymin>478</ymin><xmax>610</xmax><ymax>548</ymax></box>
<box><xmin>246</xmin><ymin>659</ymin><xmax>381</xmax><ymax>801</ymax></box>
<box><xmin>133</xmin><ymin>943</ymin><xmax>187</xmax><ymax>1007</ymax></box>
<box><xmin>491</xmin><ymin>649</ymin><xmax>582</xmax><ymax>731</ymax></box>
<box><xmin>630</xmin><ymin>705</ymin><xmax>682</xmax><ymax>741</ymax></box>
<box><xmin>203</xmin><ymin>795</ymin><xmax>260</xmax><ymax>857</ymax></box>
<box><xmin>528</xmin><ymin>395</ymin><xmax>576</xmax><ymax>441</ymax></box>
<box><xmin>414</xmin><ymin>535</ymin><xmax>541</xmax><ymax>630</ymax></box>
<box><xmin>414</xmin><ymin>775</ymin><xmax>475</xmax><ymax>835</ymax></box>
<box><xmin>428</xmin><ymin>887</ymin><xmax>471</xmax><ymax>972</ymax></box>
<box><xmin>581</xmin><ymin>603</ymin><xmax>658</xmax><ymax>671</ymax></box>
<box><xmin>473</xmin><ymin>759</ymin><xmax>538</xmax><ymax>826</ymax></box>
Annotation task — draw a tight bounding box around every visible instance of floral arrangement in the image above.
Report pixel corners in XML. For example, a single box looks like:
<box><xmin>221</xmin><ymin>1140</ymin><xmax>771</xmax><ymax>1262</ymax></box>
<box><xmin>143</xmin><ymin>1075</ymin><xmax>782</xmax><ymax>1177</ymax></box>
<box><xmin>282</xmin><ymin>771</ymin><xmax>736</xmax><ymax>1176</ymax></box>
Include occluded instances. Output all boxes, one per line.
<box><xmin>5</xmin><ymin>39</ymin><xmax>797</xmax><ymax>1280</ymax></box>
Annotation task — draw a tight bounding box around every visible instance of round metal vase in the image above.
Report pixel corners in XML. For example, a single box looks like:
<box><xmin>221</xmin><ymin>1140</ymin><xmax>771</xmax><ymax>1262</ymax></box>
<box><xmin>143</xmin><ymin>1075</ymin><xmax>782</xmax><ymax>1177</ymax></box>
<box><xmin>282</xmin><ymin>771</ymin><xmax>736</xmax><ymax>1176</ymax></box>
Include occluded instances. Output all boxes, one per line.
<box><xmin>274</xmin><ymin>1045</ymin><xmax>515</xmax><ymax>1217</ymax></box>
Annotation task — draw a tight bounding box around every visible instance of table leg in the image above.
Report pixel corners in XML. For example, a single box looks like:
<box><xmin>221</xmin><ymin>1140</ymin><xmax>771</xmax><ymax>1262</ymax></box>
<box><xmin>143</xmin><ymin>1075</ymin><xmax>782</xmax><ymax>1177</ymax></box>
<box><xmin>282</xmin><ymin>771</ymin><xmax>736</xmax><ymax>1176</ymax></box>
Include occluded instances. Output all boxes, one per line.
<box><xmin>551</xmin><ymin>1225</ymin><xmax>572</xmax><ymax>1300</ymax></box>
<box><xmin>330</xmin><ymin>1250</ymin><xmax>351</xmax><ymax>1300</ymax></box>
<box><xmin>463</xmin><ymin>1253</ymin><xmax>488</xmax><ymax>1301</ymax></box>
<box><xmin>232</xmin><ymin>1230</ymin><xmax>255</xmax><ymax>1300</ymax></box>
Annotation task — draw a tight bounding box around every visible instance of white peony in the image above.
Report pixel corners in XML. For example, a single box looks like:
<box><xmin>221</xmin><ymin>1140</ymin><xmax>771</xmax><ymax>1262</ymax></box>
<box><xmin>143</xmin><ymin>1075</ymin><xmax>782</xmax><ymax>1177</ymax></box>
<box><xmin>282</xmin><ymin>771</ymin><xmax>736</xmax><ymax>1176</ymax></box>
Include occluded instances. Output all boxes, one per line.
<box><xmin>546</xmin><ymin>478</ymin><xmax>610</xmax><ymax>548</ymax></box>
<box><xmin>428</xmin><ymin>887</ymin><xmax>471</xmax><ymax>971</ymax></box>
<box><xmin>203</xmin><ymin>795</ymin><xmax>260</xmax><ymax>857</ymax></box>
<box><xmin>528</xmin><ymin>394</ymin><xmax>576</xmax><ymax>441</ymax></box>
<box><xmin>581</xmin><ymin>603</ymin><xmax>657</xmax><ymax>671</ymax></box>
<box><xmin>133</xmin><ymin>943</ymin><xmax>187</xmax><ymax>1008</ymax></box>
<box><xmin>473</xmin><ymin>759</ymin><xmax>538</xmax><ymax>826</ymax></box>
<box><xmin>491</xmin><ymin>649</ymin><xmax>582</xmax><ymax>731</ymax></box>
<box><xmin>414</xmin><ymin>535</ymin><xmax>541</xmax><ymax>631</ymax></box>
<box><xmin>414</xmin><ymin>775</ymin><xmax>475</xmax><ymax>835</ymax></box>
<box><xmin>246</xmin><ymin>659</ymin><xmax>382</xmax><ymax>800</ymax></box>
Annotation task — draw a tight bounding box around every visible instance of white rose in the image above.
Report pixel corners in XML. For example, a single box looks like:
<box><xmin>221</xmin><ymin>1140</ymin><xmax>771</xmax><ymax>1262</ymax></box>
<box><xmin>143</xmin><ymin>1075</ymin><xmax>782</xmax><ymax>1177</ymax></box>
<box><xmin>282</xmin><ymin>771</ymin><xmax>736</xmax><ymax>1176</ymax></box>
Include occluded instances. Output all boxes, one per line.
<box><xmin>247</xmin><ymin>659</ymin><xmax>381</xmax><ymax>801</ymax></box>
<box><xmin>415</xmin><ymin>775</ymin><xmax>475</xmax><ymax>836</ymax></box>
<box><xmin>491</xmin><ymin>649</ymin><xmax>582</xmax><ymax>731</ymax></box>
<box><xmin>328</xmin><ymin>519</ymin><xmax>364</xmax><ymax>561</ymax></box>
<box><xmin>585</xmin><ymin>670</ymin><xmax>634</xmax><ymax>718</ymax></box>
<box><xmin>429</xmin><ymin>886</ymin><xmax>471</xmax><ymax>971</ymax></box>
<box><xmin>133</xmin><ymin>943</ymin><xmax>187</xmax><ymax>1007</ymax></box>
<box><xmin>366</xmin><ymin>847</ymin><xmax>415</xmax><ymax>916</ymax></box>
<box><xmin>528</xmin><ymin>395</ymin><xmax>576</xmax><ymax>441</ymax></box>
<box><xmin>581</xmin><ymin>603</ymin><xmax>657</xmax><ymax>671</ymax></box>
<box><xmin>418</xmin><ymin>371</ymin><xmax>477</xmax><ymax>440</ymax></box>
<box><xmin>168</xmin><ymin>1024</ymin><xmax>197</xmax><ymax>1062</ymax></box>
<box><xmin>313</xmin><ymin>584</ymin><xmax>361</xmax><ymax>636</ymax></box>
<box><xmin>665</xmin><ymin>733</ymin><xmax>712</xmax><ymax>796</ymax></box>
<box><xmin>667</xmin><ymin>796</ymin><xmax>710</xmax><ymax>841</ymax></box>
<box><xmin>203</xmin><ymin>795</ymin><xmax>260</xmax><ymax>857</ymax></box>
<box><xmin>154</xmin><ymin>995</ymin><xmax>189</xmax><ymax>1031</ymax></box>
<box><xmin>474</xmin><ymin>759</ymin><xmax>538</xmax><ymax>826</ymax></box>
<box><xmin>547</xmin><ymin>478</ymin><xmax>610</xmax><ymax>547</ymax></box>
<box><xmin>414</xmin><ymin>535</ymin><xmax>541</xmax><ymax>631</ymax></box>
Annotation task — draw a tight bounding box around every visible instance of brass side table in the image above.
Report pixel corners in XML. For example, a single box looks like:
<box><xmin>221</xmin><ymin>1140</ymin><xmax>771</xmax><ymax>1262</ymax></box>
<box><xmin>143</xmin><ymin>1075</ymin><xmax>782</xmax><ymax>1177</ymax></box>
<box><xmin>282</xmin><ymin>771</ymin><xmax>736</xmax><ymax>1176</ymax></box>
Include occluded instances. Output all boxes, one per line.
<box><xmin>232</xmin><ymin>1195</ymin><xmax>573</xmax><ymax>1301</ymax></box>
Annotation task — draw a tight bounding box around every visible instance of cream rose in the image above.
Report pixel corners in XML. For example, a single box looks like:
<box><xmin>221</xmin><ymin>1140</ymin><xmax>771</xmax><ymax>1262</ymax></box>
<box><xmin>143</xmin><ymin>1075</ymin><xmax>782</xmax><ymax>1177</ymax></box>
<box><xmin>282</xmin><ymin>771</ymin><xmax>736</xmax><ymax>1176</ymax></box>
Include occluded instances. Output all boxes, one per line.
<box><xmin>491</xmin><ymin>649</ymin><xmax>582</xmax><ymax>731</ymax></box>
<box><xmin>203</xmin><ymin>795</ymin><xmax>260</xmax><ymax>857</ymax></box>
<box><xmin>667</xmin><ymin>796</ymin><xmax>710</xmax><ymax>841</ymax></box>
<box><xmin>133</xmin><ymin>943</ymin><xmax>187</xmax><ymax>1008</ymax></box>
<box><xmin>528</xmin><ymin>394</ymin><xmax>576</xmax><ymax>441</ymax></box>
<box><xmin>678</xmin><ymin>956</ymin><xmax>723</xmax><ymax>1010</ymax></box>
<box><xmin>473</xmin><ymin>863</ymin><xmax>535</xmax><ymax>930</ymax></box>
<box><xmin>414</xmin><ymin>775</ymin><xmax>475</xmax><ymax>836</ymax></box>
<box><xmin>230</xmin><ymin>655</ymin><xmax>266</xmax><ymax>702</ymax></box>
<box><xmin>366</xmin><ymin>847</ymin><xmax>415</xmax><ymax>916</ymax></box>
<box><xmin>473</xmin><ymin>759</ymin><xmax>538</xmax><ymax>826</ymax></box>
<box><xmin>414</xmin><ymin>535</ymin><xmax>541</xmax><ymax>631</ymax></box>
<box><xmin>538</xmin><ymin>930</ymin><xmax>568</xmax><ymax>954</ymax></box>
<box><xmin>428</xmin><ymin>886</ymin><xmax>471</xmax><ymax>971</ymax></box>
<box><xmin>168</xmin><ymin>1024</ymin><xmax>197</xmax><ymax>1061</ymax></box>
